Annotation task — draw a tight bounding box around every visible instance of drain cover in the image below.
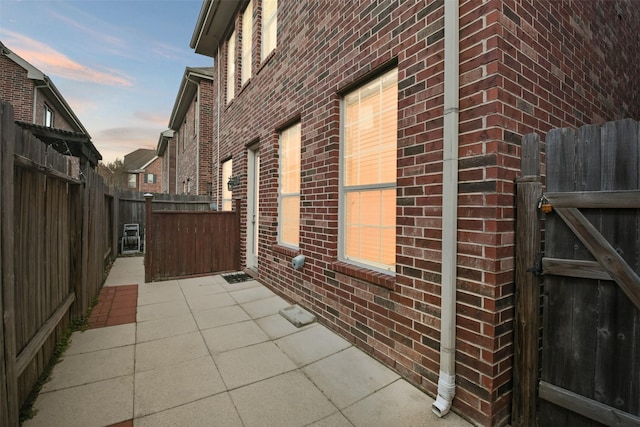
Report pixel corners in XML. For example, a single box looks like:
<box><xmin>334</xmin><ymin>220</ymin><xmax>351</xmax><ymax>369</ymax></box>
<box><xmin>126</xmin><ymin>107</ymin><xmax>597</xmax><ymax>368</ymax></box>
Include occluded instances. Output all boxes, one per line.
<box><xmin>279</xmin><ymin>304</ymin><xmax>316</xmax><ymax>327</ymax></box>
<box><xmin>221</xmin><ymin>272</ymin><xmax>254</xmax><ymax>284</ymax></box>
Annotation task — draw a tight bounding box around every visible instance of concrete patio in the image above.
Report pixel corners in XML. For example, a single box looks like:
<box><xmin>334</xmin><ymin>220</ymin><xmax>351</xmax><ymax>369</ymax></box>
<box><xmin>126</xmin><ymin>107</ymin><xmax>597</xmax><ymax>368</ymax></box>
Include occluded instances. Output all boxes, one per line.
<box><xmin>24</xmin><ymin>257</ymin><xmax>473</xmax><ymax>426</ymax></box>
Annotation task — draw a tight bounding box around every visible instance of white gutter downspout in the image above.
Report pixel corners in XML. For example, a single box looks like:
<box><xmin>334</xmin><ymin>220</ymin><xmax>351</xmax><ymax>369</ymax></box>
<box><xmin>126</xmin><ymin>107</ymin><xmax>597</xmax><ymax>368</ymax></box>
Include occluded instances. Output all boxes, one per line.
<box><xmin>215</xmin><ymin>41</ymin><xmax>221</xmax><ymax>210</ymax></box>
<box><xmin>433</xmin><ymin>0</ymin><xmax>459</xmax><ymax>418</ymax></box>
<box><xmin>186</xmin><ymin>75</ymin><xmax>201</xmax><ymax>194</ymax></box>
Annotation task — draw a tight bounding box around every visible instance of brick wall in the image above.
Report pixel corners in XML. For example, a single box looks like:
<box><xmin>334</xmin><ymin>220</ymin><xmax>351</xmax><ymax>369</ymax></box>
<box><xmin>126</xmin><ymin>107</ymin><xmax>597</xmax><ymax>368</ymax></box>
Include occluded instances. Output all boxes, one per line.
<box><xmin>175</xmin><ymin>80</ymin><xmax>215</xmax><ymax>197</ymax></box>
<box><xmin>0</xmin><ymin>55</ymin><xmax>33</xmax><ymax>120</ymax></box>
<box><xmin>203</xmin><ymin>0</ymin><xmax>640</xmax><ymax>425</ymax></box>
<box><xmin>197</xmin><ymin>79</ymin><xmax>215</xmax><ymax>199</ymax></box>
<box><xmin>1</xmin><ymin>54</ymin><xmax>80</xmax><ymax>132</ymax></box>
<box><xmin>139</xmin><ymin>157</ymin><xmax>162</xmax><ymax>193</ymax></box>
<box><xmin>160</xmin><ymin>137</ymin><xmax>177</xmax><ymax>194</ymax></box>
<box><xmin>176</xmin><ymin>97</ymin><xmax>198</xmax><ymax>194</ymax></box>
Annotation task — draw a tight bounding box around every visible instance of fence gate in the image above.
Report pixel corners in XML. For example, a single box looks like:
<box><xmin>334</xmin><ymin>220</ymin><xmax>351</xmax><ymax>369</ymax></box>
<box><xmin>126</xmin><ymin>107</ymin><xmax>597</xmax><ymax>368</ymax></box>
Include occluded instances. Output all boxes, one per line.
<box><xmin>529</xmin><ymin>119</ymin><xmax>640</xmax><ymax>426</ymax></box>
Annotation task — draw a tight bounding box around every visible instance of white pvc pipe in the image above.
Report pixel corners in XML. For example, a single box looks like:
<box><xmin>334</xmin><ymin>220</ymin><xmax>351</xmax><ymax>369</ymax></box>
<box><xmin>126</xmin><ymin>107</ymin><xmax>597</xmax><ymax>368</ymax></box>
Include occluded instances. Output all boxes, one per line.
<box><xmin>216</xmin><ymin>42</ymin><xmax>221</xmax><ymax>210</ymax></box>
<box><xmin>433</xmin><ymin>0</ymin><xmax>459</xmax><ymax>418</ymax></box>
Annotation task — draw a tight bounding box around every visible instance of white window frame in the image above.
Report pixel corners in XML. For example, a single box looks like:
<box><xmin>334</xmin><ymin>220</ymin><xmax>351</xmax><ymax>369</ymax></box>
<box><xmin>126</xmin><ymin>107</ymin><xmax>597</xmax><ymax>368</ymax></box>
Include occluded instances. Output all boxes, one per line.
<box><xmin>261</xmin><ymin>0</ymin><xmax>277</xmax><ymax>61</ymax></box>
<box><xmin>338</xmin><ymin>68</ymin><xmax>398</xmax><ymax>273</ymax></box>
<box><xmin>44</xmin><ymin>104</ymin><xmax>54</xmax><ymax>127</ymax></box>
<box><xmin>278</xmin><ymin>122</ymin><xmax>301</xmax><ymax>248</ymax></box>
<box><xmin>221</xmin><ymin>158</ymin><xmax>233</xmax><ymax>211</ymax></box>
<box><xmin>227</xmin><ymin>30</ymin><xmax>236</xmax><ymax>102</ymax></box>
<box><xmin>241</xmin><ymin>1</ymin><xmax>253</xmax><ymax>85</ymax></box>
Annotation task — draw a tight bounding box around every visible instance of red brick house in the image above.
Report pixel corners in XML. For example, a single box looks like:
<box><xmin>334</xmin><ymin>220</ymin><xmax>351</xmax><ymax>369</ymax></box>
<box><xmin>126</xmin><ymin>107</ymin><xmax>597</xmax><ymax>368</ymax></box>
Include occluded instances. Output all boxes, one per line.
<box><xmin>158</xmin><ymin>67</ymin><xmax>215</xmax><ymax>197</ymax></box>
<box><xmin>0</xmin><ymin>41</ymin><xmax>101</xmax><ymax>170</ymax></box>
<box><xmin>189</xmin><ymin>1</ymin><xmax>640</xmax><ymax>425</ymax></box>
<box><xmin>156</xmin><ymin>129</ymin><xmax>176</xmax><ymax>194</ymax></box>
<box><xmin>123</xmin><ymin>148</ymin><xmax>162</xmax><ymax>193</ymax></box>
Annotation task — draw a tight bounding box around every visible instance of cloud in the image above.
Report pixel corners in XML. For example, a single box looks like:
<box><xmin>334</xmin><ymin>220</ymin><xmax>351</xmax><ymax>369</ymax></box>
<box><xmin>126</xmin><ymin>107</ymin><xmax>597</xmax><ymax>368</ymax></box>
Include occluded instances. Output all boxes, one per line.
<box><xmin>134</xmin><ymin>111</ymin><xmax>169</xmax><ymax>127</ymax></box>
<box><xmin>49</xmin><ymin>11</ymin><xmax>128</xmax><ymax>54</ymax></box>
<box><xmin>97</xmin><ymin>126</ymin><xmax>157</xmax><ymax>141</ymax></box>
<box><xmin>151</xmin><ymin>41</ymin><xmax>185</xmax><ymax>61</ymax></box>
<box><xmin>2</xmin><ymin>30</ymin><xmax>133</xmax><ymax>87</ymax></box>
<box><xmin>93</xmin><ymin>126</ymin><xmax>159</xmax><ymax>163</ymax></box>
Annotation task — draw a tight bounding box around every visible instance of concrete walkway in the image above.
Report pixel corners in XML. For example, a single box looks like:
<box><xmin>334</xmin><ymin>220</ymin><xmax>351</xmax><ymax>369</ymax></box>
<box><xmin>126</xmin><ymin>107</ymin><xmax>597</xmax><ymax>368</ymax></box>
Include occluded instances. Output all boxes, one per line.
<box><xmin>24</xmin><ymin>257</ymin><xmax>472</xmax><ymax>427</ymax></box>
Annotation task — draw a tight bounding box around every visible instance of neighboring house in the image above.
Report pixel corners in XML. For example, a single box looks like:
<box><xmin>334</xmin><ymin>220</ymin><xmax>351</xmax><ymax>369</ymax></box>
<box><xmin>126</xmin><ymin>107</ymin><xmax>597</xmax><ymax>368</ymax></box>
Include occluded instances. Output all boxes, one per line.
<box><xmin>123</xmin><ymin>148</ymin><xmax>162</xmax><ymax>193</ymax></box>
<box><xmin>0</xmin><ymin>41</ymin><xmax>101</xmax><ymax>170</ymax></box>
<box><xmin>190</xmin><ymin>1</ymin><xmax>640</xmax><ymax>425</ymax></box>
<box><xmin>159</xmin><ymin>67</ymin><xmax>215</xmax><ymax>197</ymax></box>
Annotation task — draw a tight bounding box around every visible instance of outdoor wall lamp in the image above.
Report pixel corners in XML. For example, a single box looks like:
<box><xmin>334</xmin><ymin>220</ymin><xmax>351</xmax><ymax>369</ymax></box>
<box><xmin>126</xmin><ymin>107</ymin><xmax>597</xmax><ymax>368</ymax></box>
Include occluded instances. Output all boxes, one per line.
<box><xmin>227</xmin><ymin>175</ymin><xmax>241</xmax><ymax>191</ymax></box>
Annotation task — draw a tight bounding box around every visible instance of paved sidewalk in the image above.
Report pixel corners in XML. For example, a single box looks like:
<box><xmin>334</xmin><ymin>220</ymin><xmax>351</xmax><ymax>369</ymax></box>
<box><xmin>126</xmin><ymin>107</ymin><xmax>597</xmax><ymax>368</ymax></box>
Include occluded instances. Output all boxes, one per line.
<box><xmin>24</xmin><ymin>257</ymin><xmax>472</xmax><ymax>427</ymax></box>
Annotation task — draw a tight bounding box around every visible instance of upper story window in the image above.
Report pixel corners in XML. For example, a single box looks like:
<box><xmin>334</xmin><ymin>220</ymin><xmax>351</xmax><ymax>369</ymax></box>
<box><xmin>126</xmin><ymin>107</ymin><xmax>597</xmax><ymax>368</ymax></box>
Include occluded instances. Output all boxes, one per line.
<box><xmin>339</xmin><ymin>68</ymin><xmax>398</xmax><ymax>273</ymax></box>
<box><xmin>44</xmin><ymin>104</ymin><xmax>54</xmax><ymax>127</ymax></box>
<box><xmin>145</xmin><ymin>173</ymin><xmax>156</xmax><ymax>184</ymax></box>
<box><xmin>241</xmin><ymin>1</ymin><xmax>253</xmax><ymax>85</ymax></box>
<box><xmin>278</xmin><ymin>122</ymin><xmax>301</xmax><ymax>248</ymax></box>
<box><xmin>221</xmin><ymin>159</ymin><xmax>233</xmax><ymax>211</ymax></box>
<box><xmin>128</xmin><ymin>173</ymin><xmax>136</xmax><ymax>189</ymax></box>
<box><xmin>261</xmin><ymin>0</ymin><xmax>277</xmax><ymax>61</ymax></box>
<box><xmin>227</xmin><ymin>30</ymin><xmax>236</xmax><ymax>103</ymax></box>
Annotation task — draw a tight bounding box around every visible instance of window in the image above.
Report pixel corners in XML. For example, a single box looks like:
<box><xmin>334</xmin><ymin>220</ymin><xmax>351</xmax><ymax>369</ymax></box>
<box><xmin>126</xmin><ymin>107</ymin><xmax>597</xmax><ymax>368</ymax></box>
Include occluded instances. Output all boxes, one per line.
<box><xmin>278</xmin><ymin>122</ymin><xmax>301</xmax><ymax>247</ymax></box>
<box><xmin>241</xmin><ymin>1</ymin><xmax>253</xmax><ymax>85</ymax></box>
<box><xmin>340</xmin><ymin>68</ymin><xmax>398</xmax><ymax>272</ymax></box>
<box><xmin>128</xmin><ymin>174</ymin><xmax>136</xmax><ymax>189</ymax></box>
<box><xmin>261</xmin><ymin>0</ymin><xmax>277</xmax><ymax>60</ymax></box>
<box><xmin>227</xmin><ymin>30</ymin><xmax>236</xmax><ymax>102</ymax></box>
<box><xmin>145</xmin><ymin>173</ymin><xmax>156</xmax><ymax>184</ymax></box>
<box><xmin>221</xmin><ymin>159</ymin><xmax>233</xmax><ymax>211</ymax></box>
<box><xmin>44</xmin><ymin>104</ymin><xmax>54</xmax><ymax>127</ymax></box>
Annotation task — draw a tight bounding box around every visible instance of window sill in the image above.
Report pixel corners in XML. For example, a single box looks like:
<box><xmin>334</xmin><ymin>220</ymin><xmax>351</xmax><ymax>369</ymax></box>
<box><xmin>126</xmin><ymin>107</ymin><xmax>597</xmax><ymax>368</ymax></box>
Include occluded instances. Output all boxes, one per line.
<box><xmin>272</xmin><ymin>244</ymin><xmax>300</xmax><ymax>258</ymax></box>
<box><xmin>238</xmin><ymin>78</ymin><xmax>251</xmax><ymax>96</ymax></box>
<box><xmin>331</xmin><ymin>261</ymin><xmax>395</xmax><ymax>290</ymax></box>
<box><xmin>256</xmin><ymin>49</ymin><xmax>276</xmax><ymax>75</ymax></box>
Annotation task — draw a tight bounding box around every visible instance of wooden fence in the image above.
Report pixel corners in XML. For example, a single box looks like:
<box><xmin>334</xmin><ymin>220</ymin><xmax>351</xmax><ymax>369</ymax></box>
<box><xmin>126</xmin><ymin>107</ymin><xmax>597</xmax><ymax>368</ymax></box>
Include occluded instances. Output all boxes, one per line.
<box><xmin>145</xmin><ymin>197</ymin><xmax>241</xmax><ymax>282</ymax></box>
<box><xmin>116</xmin><ymin>190</ymin><xmax>211</xmax><ymax>251</ymax></box>
<box><xmin>0</xmin><ymin>102</ymin><xmax>110</xmax><ymax>425</ymax></box>
<box><xmin>513</xmin><ymin>119</ymin><xmax>640</xmax><ymax>426</ymax></box>
<box><xmin>0</xmin><ymin>101</ymin><xmax>214</xmax><ymax>425</ymax></box>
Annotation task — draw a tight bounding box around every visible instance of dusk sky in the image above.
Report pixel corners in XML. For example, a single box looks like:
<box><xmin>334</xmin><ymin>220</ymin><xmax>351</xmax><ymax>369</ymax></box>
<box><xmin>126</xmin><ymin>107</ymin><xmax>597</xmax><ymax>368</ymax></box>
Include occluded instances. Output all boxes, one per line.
<box><xmin>0</xmin><ymin>0</ymin><xmax>212</xmax><ymax>163</ymax></box>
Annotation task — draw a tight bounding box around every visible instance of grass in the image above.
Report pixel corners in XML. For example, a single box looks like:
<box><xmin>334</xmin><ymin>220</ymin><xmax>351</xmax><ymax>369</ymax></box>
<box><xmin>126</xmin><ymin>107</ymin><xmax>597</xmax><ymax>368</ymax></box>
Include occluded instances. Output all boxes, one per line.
<box><xmin>18</xmin><ymin>311</ymin><xmax>95</xmax><ymax>423</ymax></box>
<box><xmin>19</xmin><ymin>260</ymin><xmax>114</xmax><ymax>423</ymax></box>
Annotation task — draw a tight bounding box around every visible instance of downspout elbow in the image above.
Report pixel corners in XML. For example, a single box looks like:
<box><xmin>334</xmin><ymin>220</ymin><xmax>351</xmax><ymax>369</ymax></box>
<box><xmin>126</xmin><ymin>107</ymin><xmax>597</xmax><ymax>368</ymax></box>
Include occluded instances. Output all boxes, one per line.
<box><xmin>432</xmin><ymin>372</ymin><xmax>456</xmax><ymax>417</ymax></box>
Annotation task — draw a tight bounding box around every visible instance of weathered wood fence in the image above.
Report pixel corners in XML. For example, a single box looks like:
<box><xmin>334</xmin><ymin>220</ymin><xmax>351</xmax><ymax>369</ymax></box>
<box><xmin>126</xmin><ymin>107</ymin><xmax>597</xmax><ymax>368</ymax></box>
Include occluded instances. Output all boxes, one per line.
<box><xmin>145</xmin><ymin>196</ymin><xmax>241</xmax><ymax>282</ymax></box>
<box><xmin>513</xmin><ymin>119</ymin><xmax>640</xmax><ymax>426</ymax></box>
<box><xmin>117</xmin><ymin>190</ymin><xmax>212</xmax><ymax>248</ymax></box>
<box><xmin>0</xmin><ymin>101</ymin><xmax>213</xmax><ymax>425</ymax></box>
<box><xmin>0</xmin><ymin>102</ymin><xmax>112</xmax><ymax>426</ymax></box>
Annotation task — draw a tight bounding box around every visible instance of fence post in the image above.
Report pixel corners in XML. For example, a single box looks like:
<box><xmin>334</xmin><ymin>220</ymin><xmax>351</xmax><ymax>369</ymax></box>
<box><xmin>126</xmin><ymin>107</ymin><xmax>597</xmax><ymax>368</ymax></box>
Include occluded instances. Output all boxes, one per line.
<box><xmin>0</xmin><ymin>102</ymin><xmax>19</xmax><ymax>425</ymax></box>
<box><xmin>112</xmin><ymin>186</ymin><xmax>120</xmax><ymax>261</ymax></box>
<box><xmin>512</xmin><ymin>134</ymin><xmax>542</xmax><ymax>426</ymax></box>
<box><xmin>144</xmin><ymin>193</ymin><xmax>153</xmax><ymax>283</ymax></box>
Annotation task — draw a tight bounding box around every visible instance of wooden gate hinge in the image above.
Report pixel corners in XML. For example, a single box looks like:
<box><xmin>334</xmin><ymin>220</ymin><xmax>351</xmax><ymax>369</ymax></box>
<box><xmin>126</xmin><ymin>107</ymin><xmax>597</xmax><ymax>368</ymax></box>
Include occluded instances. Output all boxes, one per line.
<box><xmin>527</xmin><ymin>252</ymin><xmax>543</xmax><ymax>276</ymax></box>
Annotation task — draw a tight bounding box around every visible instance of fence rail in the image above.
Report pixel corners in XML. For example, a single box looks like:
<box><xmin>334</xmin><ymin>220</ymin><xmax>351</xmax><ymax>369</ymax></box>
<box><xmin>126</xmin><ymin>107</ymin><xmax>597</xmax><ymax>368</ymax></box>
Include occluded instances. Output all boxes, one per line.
<box><xmin>513</xmin><ymin>119</ymin><xmax>640</xmax><ymax>426</ymax></box>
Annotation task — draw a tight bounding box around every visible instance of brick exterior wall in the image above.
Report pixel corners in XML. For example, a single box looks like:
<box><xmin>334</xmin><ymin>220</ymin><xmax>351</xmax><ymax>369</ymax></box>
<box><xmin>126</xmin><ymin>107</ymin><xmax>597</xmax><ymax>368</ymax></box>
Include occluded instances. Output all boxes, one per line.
<box><xmin>1</xmin><ymin>53</ymin><xmax>79</xmax><ymax>131</ymax></box>
<box><xmin>0</xmin><ymin>55</ymin><xmax>33</xmax><ymax>120</ymax></box>
<box><xmin>174</xmin><ymin>79</ymin><xmax>215</xmax><ymax>198</ymax></box>
<box><xmin>200</xmin><ymin>1</ymin><xmax>640</xmax><ymax>425</ymax></box>
<box><xmin>160</xmin><ymin>137</ymin><xmax>177</xmax><ymax>194</ymax></box>
<box><xmin>139</xmin><ymin>157</ymin><xmax>162</xmax><ymax>193</ymax></box>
